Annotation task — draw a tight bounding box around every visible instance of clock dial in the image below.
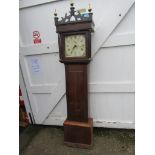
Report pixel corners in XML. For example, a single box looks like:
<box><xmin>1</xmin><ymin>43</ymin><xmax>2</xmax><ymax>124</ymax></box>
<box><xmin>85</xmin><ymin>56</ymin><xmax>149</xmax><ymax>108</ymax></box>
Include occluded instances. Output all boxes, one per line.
<box><xmin>65</xmin><ymin>35</ymin><xmax>86</xmax><ymax>57</ymax></box>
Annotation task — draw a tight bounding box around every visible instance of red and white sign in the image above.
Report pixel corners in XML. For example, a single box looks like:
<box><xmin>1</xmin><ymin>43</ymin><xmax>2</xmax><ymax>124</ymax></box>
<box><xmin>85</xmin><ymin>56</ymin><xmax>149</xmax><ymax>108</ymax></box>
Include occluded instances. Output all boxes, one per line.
<box><xmin>33</xmin><ymin>31</ymin><xmax>42</xmax><ymax>44</ymax></box>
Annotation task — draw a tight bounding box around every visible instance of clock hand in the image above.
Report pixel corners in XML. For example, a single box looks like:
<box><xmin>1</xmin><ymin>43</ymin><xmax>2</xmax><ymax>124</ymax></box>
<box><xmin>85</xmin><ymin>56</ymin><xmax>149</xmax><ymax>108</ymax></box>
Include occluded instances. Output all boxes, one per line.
<box><xmin>73</xmin><ymin>40</ymin><xmax>77</xmax><ymax>44</ymax></box>
<box><xmin>71</xmin><ymin>45</ymin><xmax>77</xmax><ymax>54</ymax></box>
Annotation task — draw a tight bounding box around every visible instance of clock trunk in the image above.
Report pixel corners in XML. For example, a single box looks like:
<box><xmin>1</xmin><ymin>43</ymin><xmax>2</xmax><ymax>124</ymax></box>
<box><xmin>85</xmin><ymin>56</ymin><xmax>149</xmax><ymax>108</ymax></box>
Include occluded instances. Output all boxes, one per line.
<box><xmin>65</xmin><ymin>64</ymin><xmax>88</xmax><ymax>122</ymax></box>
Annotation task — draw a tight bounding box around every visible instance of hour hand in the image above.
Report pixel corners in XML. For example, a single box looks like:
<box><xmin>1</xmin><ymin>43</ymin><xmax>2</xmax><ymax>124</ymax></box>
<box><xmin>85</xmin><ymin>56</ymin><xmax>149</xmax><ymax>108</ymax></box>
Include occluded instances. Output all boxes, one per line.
<box><xmin>71</xmin><ymin>45</ymin><xmax>77</xmax><ymax>54</ymax></box>
<box><xmin>73</xmin><ymin>40</ymin><xmax>77</xmax><ymax>44</ymax></box>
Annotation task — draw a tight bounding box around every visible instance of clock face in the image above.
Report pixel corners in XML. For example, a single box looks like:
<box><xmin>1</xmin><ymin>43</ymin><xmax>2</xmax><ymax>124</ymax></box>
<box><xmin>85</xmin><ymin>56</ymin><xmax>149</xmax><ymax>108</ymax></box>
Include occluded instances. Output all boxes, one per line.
<box><xmin>65</xmin><ymin>34</ymin><xmax>86</xmax><ymax>57</ymax></box>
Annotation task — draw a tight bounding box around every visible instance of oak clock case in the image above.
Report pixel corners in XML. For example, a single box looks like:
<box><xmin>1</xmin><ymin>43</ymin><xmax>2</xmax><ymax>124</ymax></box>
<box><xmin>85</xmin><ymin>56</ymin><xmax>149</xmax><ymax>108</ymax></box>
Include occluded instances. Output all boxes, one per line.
<box><xmin>54</xmin><ymin>2</ymin><xmax>94</xmax><ymax>148</ymax></box>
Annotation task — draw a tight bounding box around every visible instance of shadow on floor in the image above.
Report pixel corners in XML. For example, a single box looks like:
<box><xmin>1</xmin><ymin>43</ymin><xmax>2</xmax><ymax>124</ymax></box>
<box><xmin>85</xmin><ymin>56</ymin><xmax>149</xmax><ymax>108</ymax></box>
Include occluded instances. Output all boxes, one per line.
<box><xmin>20</xmin><ymin>125</ymin><xmax>135</xmax><ymax>155</ymax></box>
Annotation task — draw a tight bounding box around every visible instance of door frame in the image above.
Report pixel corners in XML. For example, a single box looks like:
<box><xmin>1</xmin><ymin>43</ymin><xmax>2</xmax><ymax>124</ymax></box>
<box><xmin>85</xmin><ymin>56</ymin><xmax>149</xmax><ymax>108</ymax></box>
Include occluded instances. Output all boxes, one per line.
<box><xmin>19</xmin><ymin>62</ymin><xmax>35</xmax><ymax>124</ymax></box>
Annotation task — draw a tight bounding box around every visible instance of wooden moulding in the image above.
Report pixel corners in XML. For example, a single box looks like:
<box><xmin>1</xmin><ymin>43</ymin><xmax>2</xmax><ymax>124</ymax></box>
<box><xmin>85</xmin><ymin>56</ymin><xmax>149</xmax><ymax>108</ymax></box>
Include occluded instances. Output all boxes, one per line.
<box><xmin>56</xmin><ymin>22</ymin><xmax>94</xmax><ymax>33</ymax></box>
<box><xmin>63</xmin><ymin>118</ymin><xmax>93</xmax><ymax>149</ymax></box>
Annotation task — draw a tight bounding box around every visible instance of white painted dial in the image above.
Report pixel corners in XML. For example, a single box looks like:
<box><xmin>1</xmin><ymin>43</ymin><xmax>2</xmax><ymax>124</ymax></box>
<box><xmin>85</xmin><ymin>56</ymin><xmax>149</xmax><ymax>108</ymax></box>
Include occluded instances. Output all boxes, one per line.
<box><xmin>65</xmin><ymin>34</ymin><xmax>86</xmax><ymax>57</ymax></box>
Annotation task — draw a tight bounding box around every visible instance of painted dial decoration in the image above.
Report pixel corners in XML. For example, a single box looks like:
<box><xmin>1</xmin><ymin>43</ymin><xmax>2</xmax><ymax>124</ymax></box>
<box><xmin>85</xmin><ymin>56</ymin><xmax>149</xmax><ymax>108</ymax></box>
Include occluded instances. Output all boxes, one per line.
<box><xmin>65</xmin><ymin>34</ymin><xmax>86</xmax><ymax>57</ymax></box>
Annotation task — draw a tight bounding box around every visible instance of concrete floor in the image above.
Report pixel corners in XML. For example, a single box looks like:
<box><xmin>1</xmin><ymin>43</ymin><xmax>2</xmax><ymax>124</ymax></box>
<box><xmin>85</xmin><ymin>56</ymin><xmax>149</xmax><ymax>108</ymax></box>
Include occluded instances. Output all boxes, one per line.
<box><xmin>20</xmin><ymin>125</ymin><xmax>135</xmax><ymax>155</ymax></box>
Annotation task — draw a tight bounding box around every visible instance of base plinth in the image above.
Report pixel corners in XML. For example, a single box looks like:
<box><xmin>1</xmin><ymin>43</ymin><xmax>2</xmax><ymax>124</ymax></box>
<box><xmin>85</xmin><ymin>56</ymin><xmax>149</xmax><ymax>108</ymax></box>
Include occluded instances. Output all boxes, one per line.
<box><xmin>63</xmin><ymin>118</ymin><xmax>93</xmax><ymax>149</ymax></box>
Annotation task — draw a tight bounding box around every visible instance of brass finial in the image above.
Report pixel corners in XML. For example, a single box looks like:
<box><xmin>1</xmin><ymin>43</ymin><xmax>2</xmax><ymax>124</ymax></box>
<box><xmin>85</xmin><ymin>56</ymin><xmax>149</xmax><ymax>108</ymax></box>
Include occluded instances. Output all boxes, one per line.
<box><xmin>88</xmin><ymin>3</ymin><xmax>92</xmax><ymax>12</ymax></box>
<box><xmin>54</xmin><ymin>9</ymin><xmax>57</xmax><ymax>16</ymax></box>
<box><xmin>70</xmin><ymin>0</ymin><xmax>74</xmax><ymax>7</ymax></box>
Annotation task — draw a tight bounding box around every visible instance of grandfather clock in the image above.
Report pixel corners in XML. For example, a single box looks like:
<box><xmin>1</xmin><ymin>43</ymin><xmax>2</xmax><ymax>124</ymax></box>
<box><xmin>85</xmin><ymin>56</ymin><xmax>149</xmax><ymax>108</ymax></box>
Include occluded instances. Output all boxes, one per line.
<box><xmin>54</xmin><ymin>2</ymin><xmax>94</xmax><ymax>148</ymax></box>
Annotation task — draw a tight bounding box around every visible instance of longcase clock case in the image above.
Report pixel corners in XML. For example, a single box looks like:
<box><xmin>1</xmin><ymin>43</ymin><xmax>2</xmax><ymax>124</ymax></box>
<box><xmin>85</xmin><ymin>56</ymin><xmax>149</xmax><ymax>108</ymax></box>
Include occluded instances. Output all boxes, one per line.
<box><xmin>54</xmin><ymin>2</ymin><xmax>94</xmax><ymax>148</ymax></box>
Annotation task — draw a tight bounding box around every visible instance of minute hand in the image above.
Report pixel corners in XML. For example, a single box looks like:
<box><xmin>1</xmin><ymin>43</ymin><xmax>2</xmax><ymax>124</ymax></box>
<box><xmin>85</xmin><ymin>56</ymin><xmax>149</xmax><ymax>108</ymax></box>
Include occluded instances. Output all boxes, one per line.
<box><xmin>71</xmin><ymin>45</ymin><xmax>76</xmax><ymax>54</ymax></box>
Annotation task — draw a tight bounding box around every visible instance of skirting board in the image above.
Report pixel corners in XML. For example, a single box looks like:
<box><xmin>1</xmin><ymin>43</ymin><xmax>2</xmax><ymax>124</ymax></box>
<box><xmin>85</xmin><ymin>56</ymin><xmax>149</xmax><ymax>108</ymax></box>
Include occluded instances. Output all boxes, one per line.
<box><xmin>43</xmin><ymin>116</ymin><xmax>135</xmax><ymax>129</ymax></box>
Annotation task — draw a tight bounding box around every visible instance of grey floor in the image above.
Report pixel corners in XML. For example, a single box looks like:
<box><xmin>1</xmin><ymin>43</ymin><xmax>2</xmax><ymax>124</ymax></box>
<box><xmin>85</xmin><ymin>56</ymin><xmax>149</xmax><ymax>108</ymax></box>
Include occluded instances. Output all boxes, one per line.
<box><xmin>20</xmin><ymin>125</ymin><xmax>135</xmax><ymax>155</ymax></box>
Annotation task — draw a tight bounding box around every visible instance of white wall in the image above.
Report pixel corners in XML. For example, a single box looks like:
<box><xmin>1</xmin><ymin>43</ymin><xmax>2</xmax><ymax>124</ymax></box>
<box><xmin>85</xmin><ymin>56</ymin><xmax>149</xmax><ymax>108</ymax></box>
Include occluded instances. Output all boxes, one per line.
<box><xmin>19</xmin><ymin>0</ymin><xmax>135</xmax><ymax>129</ymax></box>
